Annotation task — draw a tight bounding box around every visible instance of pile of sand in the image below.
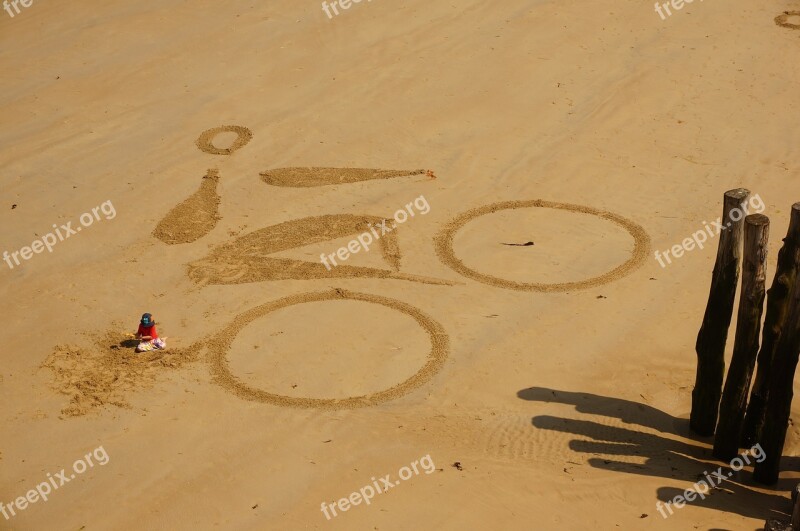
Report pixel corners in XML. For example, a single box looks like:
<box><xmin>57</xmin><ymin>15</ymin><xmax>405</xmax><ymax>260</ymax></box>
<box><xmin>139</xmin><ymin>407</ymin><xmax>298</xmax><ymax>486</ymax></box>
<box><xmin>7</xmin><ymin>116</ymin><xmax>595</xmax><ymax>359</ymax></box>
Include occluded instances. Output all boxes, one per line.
<box><xmin>41</xmin><ymin>329</ymin><xmax>199</xmax><ymax>417</ymax></box>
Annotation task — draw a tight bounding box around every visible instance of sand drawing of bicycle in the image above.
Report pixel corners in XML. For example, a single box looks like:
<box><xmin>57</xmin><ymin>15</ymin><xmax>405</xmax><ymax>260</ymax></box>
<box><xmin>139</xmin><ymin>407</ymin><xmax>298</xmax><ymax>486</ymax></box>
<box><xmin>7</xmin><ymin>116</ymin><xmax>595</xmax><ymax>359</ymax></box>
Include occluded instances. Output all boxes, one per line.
<box><xmin>44</xmin><ymin>124</ymin><xmax>651</xmax><ymax>416</ymax></box>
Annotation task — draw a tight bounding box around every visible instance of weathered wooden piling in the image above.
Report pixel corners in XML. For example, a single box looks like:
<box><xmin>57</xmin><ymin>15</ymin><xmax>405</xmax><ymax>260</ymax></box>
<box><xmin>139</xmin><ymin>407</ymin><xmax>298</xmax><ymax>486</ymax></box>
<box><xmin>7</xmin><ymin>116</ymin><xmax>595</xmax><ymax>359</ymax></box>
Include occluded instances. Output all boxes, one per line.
<box><xmin>764</xmin><ymin>518</ymin><xmax>796</xmax><ymax>531</ymax></box>
<box><xmin>691</xmin><ymin>188</ymin><xmax>750</xmax><ymax>436</ymax></box>
<box><xmin>763</xmin><ymin>485</ymin><xmax>800</xmax><ymax>530</ymax></box>
<box><xmin>713</xmin><ymin>214</ymin><xmax>769</xmax><ymax>459</ymax></box>
<box><xmin>793</xmin><ymin>484</ymin><xmax>800</xmax><ymax>530</ymax></box>
<box><xmin>743</xmin><ymin>203</ymin><xmax>800</xmax><ymax>446</ymax></box>
<box><xmin>764</xmin><ymin>518</ymin><xmax>793</xmax><ymax>531</ymax></box>
<box><xmin>753</xmin><ymin>229</ymin><xmax>800</xmax><ymax>485</ymax></box>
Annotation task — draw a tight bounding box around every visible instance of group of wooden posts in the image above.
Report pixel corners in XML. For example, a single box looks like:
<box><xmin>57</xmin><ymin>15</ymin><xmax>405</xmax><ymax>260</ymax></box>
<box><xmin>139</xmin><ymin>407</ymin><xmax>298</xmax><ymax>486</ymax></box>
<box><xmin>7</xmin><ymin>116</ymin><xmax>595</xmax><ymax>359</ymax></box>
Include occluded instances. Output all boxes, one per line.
<box><xmin>690</xmin><ymin>190</ymin><xmax>800</xmax><ymax>487</ymax></box>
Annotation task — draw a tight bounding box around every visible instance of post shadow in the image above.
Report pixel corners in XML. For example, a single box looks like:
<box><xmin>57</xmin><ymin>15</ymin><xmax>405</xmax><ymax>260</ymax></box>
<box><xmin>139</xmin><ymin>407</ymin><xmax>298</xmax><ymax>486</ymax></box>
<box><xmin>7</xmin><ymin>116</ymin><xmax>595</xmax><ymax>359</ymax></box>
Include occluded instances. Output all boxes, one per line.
<box><xmin>519</xmin><ymin>387</ymin><xmax>793</xmax><ymax>523</ymax></box>
<box><xmin>517</xmin><ymin>386</ymin><xmax>691</xmax><ymax>437</ymax></box>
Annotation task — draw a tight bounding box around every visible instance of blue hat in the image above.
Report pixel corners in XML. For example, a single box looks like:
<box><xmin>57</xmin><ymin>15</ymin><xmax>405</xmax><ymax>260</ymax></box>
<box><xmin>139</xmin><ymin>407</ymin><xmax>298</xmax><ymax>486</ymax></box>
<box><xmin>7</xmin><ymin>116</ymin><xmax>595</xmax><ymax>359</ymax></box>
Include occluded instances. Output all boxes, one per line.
<box><xmin>140</xmin><ymin>313</ymin><xmax>154</xmax><ymax>327</ymax></box>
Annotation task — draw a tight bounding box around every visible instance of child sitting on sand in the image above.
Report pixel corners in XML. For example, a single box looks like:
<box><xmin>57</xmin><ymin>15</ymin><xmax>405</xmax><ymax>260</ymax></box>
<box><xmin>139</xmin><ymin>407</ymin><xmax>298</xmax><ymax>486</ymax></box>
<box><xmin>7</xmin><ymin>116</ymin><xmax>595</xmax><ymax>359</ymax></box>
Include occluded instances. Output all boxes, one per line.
<box><xmin>135</xmin><ymin>313</ymin><xmax>166</xmax><ymax>352</ymax></box>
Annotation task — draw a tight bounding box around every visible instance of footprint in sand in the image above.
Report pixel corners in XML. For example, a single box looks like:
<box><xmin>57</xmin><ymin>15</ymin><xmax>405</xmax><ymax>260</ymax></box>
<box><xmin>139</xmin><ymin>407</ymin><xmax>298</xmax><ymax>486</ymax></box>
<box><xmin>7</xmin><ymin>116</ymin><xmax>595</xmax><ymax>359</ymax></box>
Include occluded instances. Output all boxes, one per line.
<box><xmin>260</xmin><ymin>167</ymin><xmax>426</xmax><ymax>188</ymax></box>
<box><xmin>187</xmin><ymin>213</ymin><xmax>455</xmax><ymax>286</ymax></box>
<box><xmin>775</xmin><ymin>11</ymin><xmax>800</xmax><ymax>30</ymax></box>
<box><xmin>152</xmin><ymin>169</ymin><xmax>221</xmax><ymax>245</ymax></box>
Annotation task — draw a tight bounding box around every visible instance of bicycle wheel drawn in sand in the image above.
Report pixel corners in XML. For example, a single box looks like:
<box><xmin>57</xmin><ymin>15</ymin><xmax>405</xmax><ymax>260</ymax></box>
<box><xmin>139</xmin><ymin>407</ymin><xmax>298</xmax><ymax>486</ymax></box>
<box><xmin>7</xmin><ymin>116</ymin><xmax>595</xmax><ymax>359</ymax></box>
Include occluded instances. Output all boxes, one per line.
<box><xmin>434</xmin><ymin>200</ymin><xmax>650</xmax><ymax>292</ymax></box>
<box><xmin>209</xmin><ymin>289</ymin><xmax>449</xmax><ymax>409</ymax></box>
<box><xmin>775</xmin><ymin>11</ymin><xmax>800</xmax><ymax>30</ymax></box>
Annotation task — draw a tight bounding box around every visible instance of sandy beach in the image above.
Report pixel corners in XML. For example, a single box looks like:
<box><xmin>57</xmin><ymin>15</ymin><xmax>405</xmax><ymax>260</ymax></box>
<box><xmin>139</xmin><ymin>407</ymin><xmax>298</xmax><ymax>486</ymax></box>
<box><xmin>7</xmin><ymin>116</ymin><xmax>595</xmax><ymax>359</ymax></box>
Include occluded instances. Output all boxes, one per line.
<box><xmin>2</xmin><ymin>0</ymin><xmax>800</xmax><ymax>529</ymax></box>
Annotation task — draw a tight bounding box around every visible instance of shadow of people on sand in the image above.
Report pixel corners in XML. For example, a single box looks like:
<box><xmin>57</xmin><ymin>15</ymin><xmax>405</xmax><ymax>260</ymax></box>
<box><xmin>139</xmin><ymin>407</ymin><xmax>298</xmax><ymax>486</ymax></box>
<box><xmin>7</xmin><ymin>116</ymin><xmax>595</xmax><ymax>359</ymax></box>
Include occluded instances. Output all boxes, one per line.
<box><xmin>518</xmin><ymin>386</ymin><xmax>793</xmax><ymax>524</ymax></box>
<box><xmin>114</xmin><ymin>339</ymin><xmax>140</xmax><ymax>349</ymax></box>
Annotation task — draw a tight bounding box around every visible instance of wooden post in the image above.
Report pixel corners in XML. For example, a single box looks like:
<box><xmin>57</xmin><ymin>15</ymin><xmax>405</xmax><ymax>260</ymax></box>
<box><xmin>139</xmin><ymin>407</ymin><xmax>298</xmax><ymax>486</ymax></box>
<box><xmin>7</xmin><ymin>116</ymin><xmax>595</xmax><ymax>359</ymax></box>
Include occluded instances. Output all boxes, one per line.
<box><xmin>691</xmin><ymin>188</ymin><xmax>750</xmax><ymax>436</ymax></box>
<box><xmin>763</xmin><ymin>486</ymin><xmax>800</xmax><ymax>531</ymax></box>
<box><xmin>743</xmin><ymin>203</ymin><xmax>800</xmax><ymax>446</ymax></box>
<box><xmin>764</xmin><ymin>519</ymin><xmax>792</xmax><ymax>531</ymax></box>
<box><xmin>713</xmin><ymin>214</ymin><xmax>769</xmax><ymax>459</ymax></box>
<box><xmin>753</xmin><ymin>229</ymin><xmax>800</xmax><ymax>485</ymax></box>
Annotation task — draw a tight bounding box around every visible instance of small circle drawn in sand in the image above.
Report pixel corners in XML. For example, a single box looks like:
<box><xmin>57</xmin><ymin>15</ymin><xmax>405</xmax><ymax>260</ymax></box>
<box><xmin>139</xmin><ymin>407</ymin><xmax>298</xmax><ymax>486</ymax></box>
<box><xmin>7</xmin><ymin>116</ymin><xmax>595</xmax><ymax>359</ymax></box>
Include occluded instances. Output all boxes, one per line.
<box><xmin>196</xmin><ymin>125</ymin><xmax>253</xmax><ymax>155</ymax></box>
<box><xmin>775</xmin><ymin>11</ymin><xmax>800</xmax><ymax>29</ymax></box>
<box><xmin>434</xmin><ymin>200</ymin><xmax>650</xmax><ymax>292</ymax></box>
<box><xmin>209</xmin><ymin>290</ymin><xmax>449</xmax><ymax>409</ymax></box>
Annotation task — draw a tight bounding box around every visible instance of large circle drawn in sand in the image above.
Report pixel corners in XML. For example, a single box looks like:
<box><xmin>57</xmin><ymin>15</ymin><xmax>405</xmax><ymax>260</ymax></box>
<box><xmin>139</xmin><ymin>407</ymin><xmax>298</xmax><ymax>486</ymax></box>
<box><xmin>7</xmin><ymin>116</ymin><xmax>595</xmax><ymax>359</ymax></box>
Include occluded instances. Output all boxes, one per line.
<box><xmin>775</xmin><ymin>11</ymin><xmax>800</xmax><ymax>29</ymax></box>
<box><xmin>209</xmin><ymin>290</ymin><xmax>449</xmax><ymax>409</ymax></box>
<box><xmin>434</xmin><ymin>200</ymin><xmax>650</xmax><ymax>292</ymax></box>
<box><xmin>196</xmin><ymin>125</ymin><xmax>253</xmax><ymax>155</ymax></box>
